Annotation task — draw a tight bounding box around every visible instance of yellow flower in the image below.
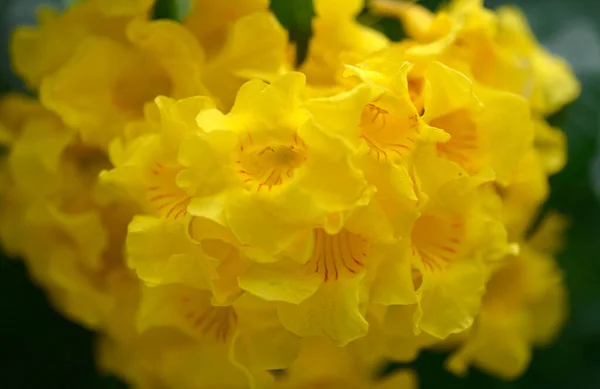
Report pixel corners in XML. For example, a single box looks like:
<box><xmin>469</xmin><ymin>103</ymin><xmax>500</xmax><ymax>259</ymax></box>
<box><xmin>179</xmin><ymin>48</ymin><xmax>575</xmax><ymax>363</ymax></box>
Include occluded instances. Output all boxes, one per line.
<box><xmin>237</xmin><ymin>206</ymin><xmax>417</xmax><ymax>345</ymax></box>
<box><xmin>370</xmin><ymin>0</ymin><xmax>580</xmax><ymax>115</ymax></box>
<box><xmin>199</xmin><ymin>10</ymin><xmax>290</xmax><ymax>110</ymax></box>
<box><xmin>101</xmin><ymin>283</ymin><xmax>301</xmax><ymax>389</ymax></box>
<box><xmin>101</xmin><ymin>95</ymin><xmax>215</xmax><ymax>220</ymax></box>
<box><xmin>0</xmin><ymin>93</ymin><xmax>50</xmax><ymax>133</ymax></box>
<box><xmin>499</xmin><ymin>151</ymin><xmax>549</xmax><ymax>240</ymax></box>
<box><xmin>126</xmin><ymin>215</ymin><xmax>218</xmax><ymax>290</ymax></box>
<box><xmin>446</xmin><ymin>214</ymin><xmax>567</xmax><ymax>379</ymax></box>
<box><xmin>331</xmin><ymin>61</ymin><xmax>446</xmax><ymax>238</ymax></box>
<box><xmin>16</xmin><ymin>0</ymin><xmax>289</xmax><ymax>148</ymax></box>
<box><xmin>533</xmin><ymin>117</ymin><xmax>567</xmax><ymax>176</ymax></box>
<box><xmin>178</xmin><ymin>73</ymin><xmax>393</xmax><ymax>345</ymax></box>
<box><xmin>10</xmin><ymin>0</ymin><xmax>151</xmax><ymax>89</ymax></box>
<box><xmin>0</xmin><ymin>95</ymin><xmax>49</xmax><ymax>254</ymax></box>
<box><xmin>170</xmin><ymin>71</ymin><xmax>419</xmax><ymax>346</ymax></box>
<box><xmin>4</xmin><ymin>102</ymin><xmax>75</xmax><ymax>201</ymax></box>
<box><xmin>39</xmin><ymin>17</ymin><xmax>207</xmax><ymax>148</ymax></box>
<box><xmin>0</xmin><ymin>95</ymin><xmax>94</xmax><ymax>258</ymax></box>
<box><xmin>103</xmin><ymin>95</ymin><xmax>254</xmax><ymax>305</ymax></box>
<box><xmin>410</xmin><ymin>157</ymin><xmax>512</xmax><ymax>338</ymax></box>
<box><xmin>370</xmin><ymin>0</ymin><xmax>442</xmax><ymax>40</ymax></box>
<box><xmin>341</xmin><ymin>56</ymin><xmax>521</xmax><ymax>341</ymax></box>
<box><xmin>376</xmin><ymin>304</ymin><xmax>441</xmax><ymax>362</ymax></box>
<box><xmin>274</xmin><ymin>338</ymin><xmax>416</xmax><ymax>389</ymax></box>
<box><xmin>495</xmin><ymin>6</ymin><xmax>581</xmax><ymax>115</ymax></box>
<box><xmin>0</xmin><ymin>94</ymin><xmax>137</xmax><ymax>331</ymax></box>
<box><xmin>97</xmin><ymin>268</ymin><xmax>260</xmax><ymax>389</ymax></box>
<box><xmin>300</xmin><ymin>0</ymin><xmax>389</xmax><ymax>90</ymax></box>
<box><xmin>345</xmin><ymin>51</ymin><xmax>533</xmax><ymax>188</ymax></box>
<box><xmin>184</xmin><ymin>0</ymin><xmax>269</xmax><ymax>58</ymax></box>
<box><xmin>497</xmin><ymin>116</ymin><xmax>565</xmax><ymax>239</ymax></box>
<box><xmin>420</xmin><ymin>61</ymin><xmax>533</xmax><ymax>185</ymax></box>
<box><xmin>3</xmin><ymin>0</ymin><xmax>578</xmax><ymax>385</ymax></box>
<box><xmin>184</xmin><ymin>72</ymin><xmax>373</xmax><ymax>253</ymax></box>
<box><xmin>99</xmin><ymin>327</ymin><xmax>255</xmax><ymax>389</ymax></box>
<box><xmin>0</xmin><ymin>124</ymin><xmax>11</xmax><ymax>149</ymax></box>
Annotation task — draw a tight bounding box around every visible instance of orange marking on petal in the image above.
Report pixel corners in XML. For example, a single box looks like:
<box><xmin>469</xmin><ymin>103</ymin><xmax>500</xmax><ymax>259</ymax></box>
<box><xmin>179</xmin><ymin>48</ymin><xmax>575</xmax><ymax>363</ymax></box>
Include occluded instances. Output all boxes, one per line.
<box><xmin>149</xmin><ymin>193</ymin><xmax>178</xmax><ymax>202</ymax></box>
<box><xmin>258</xmin><ymin>170</ymin><xmax>275</xmax><ymax>191</ymax></box>
<box><xmin>363</xmin><ymin>136</ymin><xmax>388</xmax><ymax>161</ymax></box>
<box><xmin>346</xmin><ymin>231</ymin><xmax>364</xmax><ymax>267</ymax></box>
<box><xmin>194</xmin><ymin>315</ymin><xmax>206</xmax><ymax>327</ymax></box>
<box><xmin>311</xmin><ymin>229</ymin><xmax>366</xmax><ymax>282</ymax></box>
<box><xmin>440</xmin><ymin>246</ymin><xmax>457</xmax><ymax>253</ymax></box>
<box><xmin>329</xmin><ymin>233</ymin><xmax>339</xmax><ymax>280</ymax></box>
<box><xmin>390</xmin><ymin>149</ymin><xmax>405</xmax><ymax>158</ymax></box>
<box><xmin>387</xmin><ymin>143</ymin><xmax>411</xmax><ymax>150</ymax></box>
<box><xmin>156</xmin><ymin>202</ymin><xmax>173</xmax><ymax>211</ymax></box>
<box><xmin>314</xmin><ymin>232</ymin><xmax>323</xmax><ymax>273</ymax></box>
<box><xmin>337</xmin><ymin>234</ymin><xmax>355</xmax><ymax>274</ymax></box>
<box><xmin>322</xmin><ymin>233</ymin><xmax>329</xmax><ymax>282</ymax></box>
<box><xmin>166</xmin><ymin>196</ymin><xmax>190</xmax><ymax>219</ymax></box>
<box><xmin>174</xmin><ymin>208</ymin><xmax>187</xmax><ymax>220</ymax></box>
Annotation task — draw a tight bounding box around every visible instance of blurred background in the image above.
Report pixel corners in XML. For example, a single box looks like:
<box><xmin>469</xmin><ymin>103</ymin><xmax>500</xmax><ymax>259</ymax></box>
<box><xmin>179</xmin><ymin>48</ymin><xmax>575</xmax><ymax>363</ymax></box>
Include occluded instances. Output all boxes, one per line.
<box><xmin>1</xmin><ymin>0</ymin><xmax>600</xmax><ymax>388</ymax></box>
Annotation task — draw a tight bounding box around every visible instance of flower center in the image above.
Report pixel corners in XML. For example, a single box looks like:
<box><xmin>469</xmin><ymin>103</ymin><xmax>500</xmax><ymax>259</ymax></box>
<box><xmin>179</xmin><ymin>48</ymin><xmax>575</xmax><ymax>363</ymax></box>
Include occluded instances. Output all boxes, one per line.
<box><xmin>360</xmin><ymin>103</ymin><xmax>418</xmax><ymax>162</ymax></box>
<box><xmin>113</xmin><ymin>59</ymin><xmax>171</xmax><ymax>117</ymax></box>
<box><xmin>430</xmin><ymin>109</ymin><xmax>482</xmax><ymax>174</ymax></box>
<box><xmin>236</xmin><ymin>133</ymin><xmax>306</xmax><ymax>191</ymax></box>
<box><xmin>185</xmin><ymin>304</ymin><xmax>238</xmax><ymax>343</ymax></box>
<box><xmin>411</xmin><ymin>214</ymin><xmax>465</xmax><ymax>272</ymax></box>
<box><xmin>147</xmin><ymin>161</ymin><xmax>190</xmax><ymax>220</ymax></box>
<box><xmin>307</xmin><ymin>229</ymin><xmax>367</xmax><ymax>282</ymax></box>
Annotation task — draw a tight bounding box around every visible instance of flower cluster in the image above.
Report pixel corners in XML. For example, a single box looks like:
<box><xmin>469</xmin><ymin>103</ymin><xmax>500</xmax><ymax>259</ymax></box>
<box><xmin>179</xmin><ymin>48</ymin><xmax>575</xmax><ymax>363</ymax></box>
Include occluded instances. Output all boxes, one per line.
<box><xmin>0</xmin><ymin>0</ymin><xmax>578</xmax><ymax>388</ymax></box>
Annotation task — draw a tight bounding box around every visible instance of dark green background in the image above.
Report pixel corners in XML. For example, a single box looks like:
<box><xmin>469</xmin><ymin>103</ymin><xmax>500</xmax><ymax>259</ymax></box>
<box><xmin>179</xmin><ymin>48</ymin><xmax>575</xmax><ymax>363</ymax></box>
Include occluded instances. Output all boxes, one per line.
<box><xmin>1</xmin><ymin>0</ymin><xmax>600</xmax><ymax>388</ymax></box>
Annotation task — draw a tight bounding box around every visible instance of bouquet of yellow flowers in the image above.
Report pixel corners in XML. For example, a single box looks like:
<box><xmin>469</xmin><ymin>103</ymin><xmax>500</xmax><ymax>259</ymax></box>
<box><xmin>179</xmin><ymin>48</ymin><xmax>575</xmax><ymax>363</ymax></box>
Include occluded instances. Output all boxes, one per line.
<box><xmin>0</xmin><ymin>0</ymin><xmax>579</xmax><ymax>388</ymax></box>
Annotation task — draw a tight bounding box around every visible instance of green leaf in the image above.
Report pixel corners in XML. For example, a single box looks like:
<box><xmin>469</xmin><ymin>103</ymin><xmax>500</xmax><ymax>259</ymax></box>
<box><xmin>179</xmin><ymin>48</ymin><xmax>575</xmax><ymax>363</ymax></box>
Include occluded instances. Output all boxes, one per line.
<box><xmin>152</xmin><ymin>0</ymin><xmax>190</xmax><ymax>20</ymax></box>
<box><xmin>270</xmin><ymin>0</ymin><xmax>314</xmax><ymax>65</ymax></box>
